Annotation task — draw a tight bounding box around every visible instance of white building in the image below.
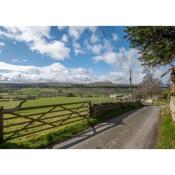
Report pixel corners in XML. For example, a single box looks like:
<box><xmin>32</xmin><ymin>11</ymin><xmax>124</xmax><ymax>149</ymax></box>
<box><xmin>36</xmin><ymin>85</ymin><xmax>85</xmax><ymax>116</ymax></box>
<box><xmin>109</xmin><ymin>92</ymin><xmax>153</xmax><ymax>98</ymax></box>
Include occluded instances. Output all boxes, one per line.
<box><xmin>110</xmin><ymin>94</ymin><xmax>118</xmax><ymax>98</ymax></box>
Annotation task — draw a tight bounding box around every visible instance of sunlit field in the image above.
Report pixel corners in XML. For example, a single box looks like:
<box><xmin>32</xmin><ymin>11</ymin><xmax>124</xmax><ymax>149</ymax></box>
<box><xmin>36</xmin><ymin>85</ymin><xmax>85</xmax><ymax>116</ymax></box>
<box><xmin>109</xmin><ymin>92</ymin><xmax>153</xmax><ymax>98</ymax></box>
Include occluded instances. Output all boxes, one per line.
<box><xmin>0</xmin><ymin>95</ymin><xmax>121</xmax><ymax>146</ymax></box>
<box><xmin>0</xmin><ymin>96</ymin><xmax>119</xmax><ymax>109</ymax></box>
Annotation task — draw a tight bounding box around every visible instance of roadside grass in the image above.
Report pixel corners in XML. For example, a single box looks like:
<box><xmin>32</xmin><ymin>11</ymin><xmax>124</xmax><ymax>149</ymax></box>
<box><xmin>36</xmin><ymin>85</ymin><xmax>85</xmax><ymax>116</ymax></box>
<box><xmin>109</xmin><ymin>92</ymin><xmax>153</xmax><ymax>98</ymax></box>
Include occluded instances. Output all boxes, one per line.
<box><xmin>152</xmin><ymin>99</ymin><xmax>169</xmax><ymax>106</ymax></box>
<box><xmin>157</xmin><ymin>107</ymin><xmax>175</xmax><ymax>148</ymax></box>
<box><xmin>0</xmin><ymin>102</ymin><xmax>143</xmax><ymax>149</ymax></box>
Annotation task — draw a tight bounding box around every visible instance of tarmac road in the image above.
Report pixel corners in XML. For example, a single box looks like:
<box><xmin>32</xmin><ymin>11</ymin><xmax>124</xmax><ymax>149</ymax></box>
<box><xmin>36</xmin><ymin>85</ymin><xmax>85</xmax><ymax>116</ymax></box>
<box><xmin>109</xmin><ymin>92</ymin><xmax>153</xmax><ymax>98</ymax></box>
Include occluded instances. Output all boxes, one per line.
<box><xmin>52</xmin><ymin>106</ymin><xmax>160</xmax><ymax>149</ymax></box>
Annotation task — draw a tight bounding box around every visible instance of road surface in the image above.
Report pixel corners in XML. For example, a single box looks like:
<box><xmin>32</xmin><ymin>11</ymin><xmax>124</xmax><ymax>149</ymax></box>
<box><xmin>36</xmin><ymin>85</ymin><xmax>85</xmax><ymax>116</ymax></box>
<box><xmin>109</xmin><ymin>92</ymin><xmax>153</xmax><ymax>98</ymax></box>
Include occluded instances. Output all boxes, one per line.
<box><xmin>52</xmin><ymin>106</ymin><xmax>160</xmax><ymax>149</ymax></box>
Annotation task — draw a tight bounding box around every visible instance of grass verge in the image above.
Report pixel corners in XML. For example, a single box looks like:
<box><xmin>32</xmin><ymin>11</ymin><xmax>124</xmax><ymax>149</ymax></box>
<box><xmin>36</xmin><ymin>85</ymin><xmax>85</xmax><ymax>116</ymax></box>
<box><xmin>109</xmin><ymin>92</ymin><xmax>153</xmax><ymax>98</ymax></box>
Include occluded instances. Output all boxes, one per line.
<box><xmin>152</xmin><ymin>99</ymin><xmax>169</xmax><ymax>106</ymax></box>
<box><xmin>156</xmin><ymin>106</ymin><xmax>175</xmax><ymax>148</ymax></box>
<box><xmin>0</xmin><ymin>102</ymin><xmax>143</xmax><ymax>149</ymax></box>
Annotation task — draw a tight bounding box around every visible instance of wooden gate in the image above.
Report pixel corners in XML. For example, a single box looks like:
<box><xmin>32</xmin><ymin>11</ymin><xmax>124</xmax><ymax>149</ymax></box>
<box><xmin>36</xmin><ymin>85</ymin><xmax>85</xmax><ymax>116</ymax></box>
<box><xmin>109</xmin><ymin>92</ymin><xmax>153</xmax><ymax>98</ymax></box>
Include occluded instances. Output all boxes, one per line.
<box><xmin>0</xmin><ymin>100</ymin><xmax>89</xmax><ymax>143</ymax></box>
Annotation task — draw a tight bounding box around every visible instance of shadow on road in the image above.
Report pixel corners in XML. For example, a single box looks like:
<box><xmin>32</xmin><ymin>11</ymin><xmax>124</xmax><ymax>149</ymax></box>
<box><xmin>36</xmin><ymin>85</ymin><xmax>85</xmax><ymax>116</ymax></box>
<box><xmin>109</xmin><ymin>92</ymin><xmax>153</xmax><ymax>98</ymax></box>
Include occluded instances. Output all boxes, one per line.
<box><xmin>52</xmin><ymin>108</ymin><xmax>143</xmax><ymax>149</ymax></box>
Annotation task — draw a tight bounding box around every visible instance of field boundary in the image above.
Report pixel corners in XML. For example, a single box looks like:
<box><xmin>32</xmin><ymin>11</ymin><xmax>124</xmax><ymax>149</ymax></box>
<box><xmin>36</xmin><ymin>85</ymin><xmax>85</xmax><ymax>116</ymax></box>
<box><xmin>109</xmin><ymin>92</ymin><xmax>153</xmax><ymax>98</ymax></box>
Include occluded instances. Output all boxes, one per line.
<box><xmin>0</xmin><ymin>100</ymin><xmax>90</xmax><ymax>143</ymax></box>
<box><xmin>0</xmin><ymin>100</ymin><xmax>142</xmax><ymax>146</ymax></box>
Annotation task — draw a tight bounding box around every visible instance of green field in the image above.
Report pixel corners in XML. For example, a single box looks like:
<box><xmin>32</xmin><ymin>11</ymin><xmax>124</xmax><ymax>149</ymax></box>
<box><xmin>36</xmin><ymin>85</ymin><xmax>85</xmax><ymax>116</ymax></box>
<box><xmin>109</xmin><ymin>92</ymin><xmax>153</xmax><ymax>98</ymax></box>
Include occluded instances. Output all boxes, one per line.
<box><xmin>0</xmin><ymin>96</ymin><xmax>119</xmax><ymax>109</ymax></box>
<box><xmin>0</xmin><ymin>100</ymin><xmax>142</xmax><ymax>149</ymax></box>
<box><xmin>0</xmin><ymin>86</ymin><xmax>129</xmax><ymax>100</ymax></box>
<box><xmin>0</xmin><ymin>96</ymin><xmax>121</xmax><ymax>146</ymax></box>
<box><xmin>0</xmin><ymin>86</ymin><xmax>129</xmax><ymax>148</ymax></box>
<box><xmin>0</xmin><ymin>85</ymin><xmax>128</xmax><ymax>109</ymax></box>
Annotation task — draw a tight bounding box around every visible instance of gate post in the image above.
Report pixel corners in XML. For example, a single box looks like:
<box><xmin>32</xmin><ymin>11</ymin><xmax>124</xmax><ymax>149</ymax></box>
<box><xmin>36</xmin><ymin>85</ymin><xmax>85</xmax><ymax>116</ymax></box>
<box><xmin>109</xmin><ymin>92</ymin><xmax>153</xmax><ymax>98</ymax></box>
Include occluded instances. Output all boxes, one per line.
<box><xmin>87</xmin><ymin>101</ymin><xmax>93</xmax><ymax>118</ymax></box>
<box><xmin>0</xmin><ymin>106</ymin><xmax>4</xmax><ymax>144</ymax></box>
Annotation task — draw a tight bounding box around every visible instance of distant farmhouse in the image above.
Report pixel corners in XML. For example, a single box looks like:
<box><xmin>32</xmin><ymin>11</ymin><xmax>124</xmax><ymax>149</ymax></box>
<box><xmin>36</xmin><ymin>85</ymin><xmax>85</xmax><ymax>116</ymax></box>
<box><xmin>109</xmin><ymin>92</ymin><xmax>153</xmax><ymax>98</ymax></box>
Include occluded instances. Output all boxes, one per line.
<box><xmin>109</xmin><ymin>94</ymin><xmax>124</xmax><ymax>98</ymax></box>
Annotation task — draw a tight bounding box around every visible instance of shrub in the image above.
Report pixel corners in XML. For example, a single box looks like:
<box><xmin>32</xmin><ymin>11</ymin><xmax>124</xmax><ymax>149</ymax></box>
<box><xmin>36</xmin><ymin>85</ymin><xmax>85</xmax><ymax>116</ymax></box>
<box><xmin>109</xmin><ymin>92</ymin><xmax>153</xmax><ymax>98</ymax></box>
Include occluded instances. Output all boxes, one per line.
<box><xmin>66</xmin><ymin>93</ymin><xmax>76</xmax><ymax>97</ymax></box>
<box><xmin>160</xmin><ymin>89</ymin><xmax>170</xmax><ymax>99</ymax></box>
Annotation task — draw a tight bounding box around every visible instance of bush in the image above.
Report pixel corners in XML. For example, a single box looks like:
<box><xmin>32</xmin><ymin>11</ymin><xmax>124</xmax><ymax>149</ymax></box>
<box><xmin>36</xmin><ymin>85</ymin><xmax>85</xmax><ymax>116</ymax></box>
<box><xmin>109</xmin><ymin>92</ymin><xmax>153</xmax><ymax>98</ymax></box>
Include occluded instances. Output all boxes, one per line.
<box><xmin>66</xmin><ymin>93</ymin><xmax>76</xmax><ymax>97</ymax></box>
<box><xmin>169</xmin><ymin>90</ymin><xmax>175</xmax><ymax>97</ymax></box>
<box><xmin>160</xmin><ymin>89</ymin><xmax>170</xmax><ymax>99</ymax></box>
<box><xmin>91</xmin><ymin>101</ymin><xmax>143</xmax><ymax>118</ymax></box>
<box><xmin>87</xmin><ymin>95</ymin><xmax>93</xmax><ymax>97</ymax></box>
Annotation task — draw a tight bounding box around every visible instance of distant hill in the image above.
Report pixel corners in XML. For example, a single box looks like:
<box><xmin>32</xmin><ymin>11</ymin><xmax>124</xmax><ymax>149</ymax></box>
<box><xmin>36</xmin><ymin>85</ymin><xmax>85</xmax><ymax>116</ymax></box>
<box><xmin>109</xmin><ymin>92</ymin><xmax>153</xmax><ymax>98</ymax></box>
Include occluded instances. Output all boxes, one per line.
<box><xmin>0</xmin><ymin>81</ymin><xmax>169</xmax><ymax>89</ymax></box>
<box><xmin>87</xmin><ymin>82</ymin><xmax>115</xmax><ymax>86</ymax></box>
<box><xmin>0</xmin><ymin>81</ymin><xmax>138</xmax><ymax>89</ymax></box>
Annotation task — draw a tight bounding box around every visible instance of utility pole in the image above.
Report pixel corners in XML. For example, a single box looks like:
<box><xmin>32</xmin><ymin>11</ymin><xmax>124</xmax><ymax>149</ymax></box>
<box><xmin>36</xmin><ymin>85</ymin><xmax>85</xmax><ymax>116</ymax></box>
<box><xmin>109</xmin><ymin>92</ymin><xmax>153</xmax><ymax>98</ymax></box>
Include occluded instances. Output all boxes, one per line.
<box><xmin>129</xmin><ymin>69</ymin><xmax>133</xmax><ymax>102</ymax></box>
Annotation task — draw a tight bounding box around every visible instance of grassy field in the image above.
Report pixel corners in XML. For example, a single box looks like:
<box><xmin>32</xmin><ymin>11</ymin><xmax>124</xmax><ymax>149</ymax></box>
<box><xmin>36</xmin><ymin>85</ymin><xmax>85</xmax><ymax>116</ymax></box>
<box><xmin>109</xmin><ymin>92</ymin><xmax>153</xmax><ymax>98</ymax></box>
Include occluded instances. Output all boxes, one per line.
<box><xmin>3</xmin><ymin>101</ymin><xmax>88</xmax><ymax>142</ymax></box>
<box><xmin>0</xmin><ymin>85</ymin><xmax>131</xmax><ymax>148</ymax></box>
<box><xmin>0</xmin><ymin>102</ymin><xmax>142</xmax><ymax>149</ymax></box>
<box><xmin>0</xmin><ymin>86</ymin><xmax>129</xmax><ymax>100</ymax></box>
<box><xmin>0</xmin><ymin>96</ymin><xmax>119</xmax><ymax>109</ymax></box>
<box><xmin>0</xmin><ymin>96</ymin><xmax>121</xmax><ymax>147</ymax></box>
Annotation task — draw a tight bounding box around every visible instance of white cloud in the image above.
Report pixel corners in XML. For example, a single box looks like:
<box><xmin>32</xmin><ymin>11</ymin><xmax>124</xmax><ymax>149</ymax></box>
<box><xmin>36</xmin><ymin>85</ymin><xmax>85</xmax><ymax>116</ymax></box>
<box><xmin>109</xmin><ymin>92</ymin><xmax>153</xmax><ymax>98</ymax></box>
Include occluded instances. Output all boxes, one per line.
<box><xmin>0</xmin><ymin>61</ymin><xmax>140</xmax><ymax>83</ymax></box>
<box><xmin>97</xmin><ymin>72</ymin><xmax>128</xmax><ymax>83</ymax></box>
<box><xmin>92</xmin><ymin>48</ymin><xmax>147</xmax><ymax>83</ymax></box>
<box><xmin>93</xmin><ymin>52</ymin><xmax>119</xmax><ymax>64</ymax></box>
<box><xmin>2</xmin><ymin>26</ymin><xmax>50</xmax><ymax>42</ymax></box>
<box><xmin>0</xmin><ymin>26</ymin><xmax>100</xmax><ymax>58</ymax></box>
<box><xmin>61</xmin><ymin>34</ymin><xmax>68</xmax><ymax>43</ymax></box>
<box><xmin>74</xmin><ymin>49</ymin><xmax>84</xmax><ymax>55</ymax></box>
<box><xmin>68</xmin><ymin>27</ymin><xmax>87</xmax><ymax>40</ymax></box>
<box><xmin>0</xmin><ymin>27</ymin><xmax>70</xmax><ymax>61</ymax></box>
<box><xmin>0</xmin><ymin>42</ymin><xmax>5</xmax><ymax>53</ymax></box>
<box><xmin>30</xmin><ymin>40</ymin><xmax>70</xmax><ymax>61</ymax></box>
<box><xmin>91</xmin><ymin>44</ymin><xmax>102</xmax><ymax>55</ymax></box>
<box><xmin>57</xmin><ymin>26</ymin><xmax>66</xmax><ymax>30</ymax></box>
<box><xmin>90</xmin><ymin>33</ymin><xmax>99</xmax><ymax>43</ymax></box>
<box><xmin>0</xmin><ymin>42</ymin><xmax>5</xmax><ymax>47</ymax></box>
<box><xmin>0</xmin><ymin>60</ymin><xmax>165</xmax><ymax>84</ymax></box>
<box><xmin>68</xmin><ymin>26</ymin><xmax>97</xmax><ymax>40</ymax></box>
<box><xmin>103</xmin><ymin>39</ymin><xmax>113</xmax><ymax>52</ymax></box>
<box><xmin>84</xmin><ymin>40</ymin><xmax>103</xmax><ymax>55</ymax></box>
<box><xmin>72</xmin><ymin>41</ymin><xmax>84</xmax><ymax>55</ymax></box>
<box><xmin>92</xmin><ymin>48</ymin><xmax>140</xmax><ymax>70</ymax></box>
<box><xmin>11</xmin><ymin>58</ymin><xmax>28</xmax><ymax>63</ymax></box>
<box><xmin>0</xmin><ymin>61</ymin><xmax>94</xmax><ymax>83</ymax></box>
<box><xmin>112</xmin><ymin>33</ymin><xmax>118</xmax><ymax>41</ymax></box>
<box><xmin>73</xmin><ymin>42</ymin><xmax>81</xmax><ymax>49</ymax></box>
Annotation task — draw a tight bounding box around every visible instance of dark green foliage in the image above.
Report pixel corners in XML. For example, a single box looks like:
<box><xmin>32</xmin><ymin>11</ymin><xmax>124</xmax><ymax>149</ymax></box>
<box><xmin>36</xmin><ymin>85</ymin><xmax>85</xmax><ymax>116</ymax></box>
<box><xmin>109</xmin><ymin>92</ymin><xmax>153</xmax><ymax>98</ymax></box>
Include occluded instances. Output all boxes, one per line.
<box><xmin>125</xmin><ymin>26</ymin><xmax>175</xmax><ymax>67</ymax></box>
<box><xmin>66</xmin><ymin>92</ymin><xmax>76</xmax><ymax>97</ymax></box>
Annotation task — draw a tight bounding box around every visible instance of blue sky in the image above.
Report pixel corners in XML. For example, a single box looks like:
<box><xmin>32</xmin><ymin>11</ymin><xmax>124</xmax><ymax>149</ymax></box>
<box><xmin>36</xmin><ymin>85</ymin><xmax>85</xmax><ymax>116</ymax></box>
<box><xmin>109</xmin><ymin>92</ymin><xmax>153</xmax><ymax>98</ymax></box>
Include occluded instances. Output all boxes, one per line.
<box><xmin>0</xmin><ymin>26</ymin><xmax>169</xmax><ymax>83</ymax></box>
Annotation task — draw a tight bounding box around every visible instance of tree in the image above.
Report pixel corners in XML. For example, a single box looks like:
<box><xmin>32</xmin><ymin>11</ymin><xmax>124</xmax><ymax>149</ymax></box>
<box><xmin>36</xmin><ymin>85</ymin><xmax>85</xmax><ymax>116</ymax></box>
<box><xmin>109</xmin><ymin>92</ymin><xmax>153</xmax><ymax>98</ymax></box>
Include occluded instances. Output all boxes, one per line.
<box><xmin>125</xmin><ymin>27</ymin><xmax>175</xmax><ymax>67</ymax></box>
<box><xmin>134</xmin><ymin>68</ymin><xmax>161</xmax><ymax>99</ymax></box>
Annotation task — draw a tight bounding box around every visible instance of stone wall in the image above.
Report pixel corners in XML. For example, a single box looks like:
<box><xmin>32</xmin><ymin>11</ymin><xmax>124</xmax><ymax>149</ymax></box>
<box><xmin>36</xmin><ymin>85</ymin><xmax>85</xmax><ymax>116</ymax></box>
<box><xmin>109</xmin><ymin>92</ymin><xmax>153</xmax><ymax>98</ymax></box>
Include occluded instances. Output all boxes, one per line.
<box><xmin>170</xmin><ymin>96</ymin><xmax>175</xmax><ymax>121</ymax></box>
<box><xmin>89</xmin><ymin>101</ymin><xmax>142</xmax><ymax>118</ymax></box>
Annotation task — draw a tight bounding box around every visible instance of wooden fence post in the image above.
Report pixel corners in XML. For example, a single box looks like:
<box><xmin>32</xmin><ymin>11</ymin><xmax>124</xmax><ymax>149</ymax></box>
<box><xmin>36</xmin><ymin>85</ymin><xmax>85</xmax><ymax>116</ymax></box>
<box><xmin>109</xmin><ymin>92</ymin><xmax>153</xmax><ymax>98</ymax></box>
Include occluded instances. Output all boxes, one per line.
<box><xmin>87</xmin><ymin>101</ymin><xmax>93</xmax><ymax>118</ymax></box>
<box><xmin>0</xmin><ymin>106</ymin><xmax>3</xmax><ymax>144</ymax></box>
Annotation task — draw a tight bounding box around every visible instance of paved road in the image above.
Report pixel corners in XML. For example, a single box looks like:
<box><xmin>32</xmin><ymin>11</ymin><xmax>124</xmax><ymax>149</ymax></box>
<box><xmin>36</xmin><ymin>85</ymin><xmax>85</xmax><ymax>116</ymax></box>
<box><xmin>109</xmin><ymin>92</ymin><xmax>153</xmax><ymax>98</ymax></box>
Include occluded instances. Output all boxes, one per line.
<box><xmin>52</xmin><ymin>106</ymin><xmax>160</xmax><ymax>149</ymax></box>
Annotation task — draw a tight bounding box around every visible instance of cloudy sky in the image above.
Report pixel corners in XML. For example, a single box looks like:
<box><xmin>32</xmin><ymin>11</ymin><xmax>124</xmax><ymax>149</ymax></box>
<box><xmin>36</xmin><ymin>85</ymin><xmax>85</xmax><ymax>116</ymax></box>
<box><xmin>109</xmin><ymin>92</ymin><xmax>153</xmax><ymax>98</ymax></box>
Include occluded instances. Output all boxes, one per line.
<box><xmin>0</xmin><ymin>26</ymin><xmax>169</xmax><ymax>84</ymax></box>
